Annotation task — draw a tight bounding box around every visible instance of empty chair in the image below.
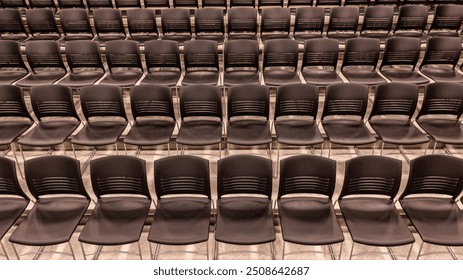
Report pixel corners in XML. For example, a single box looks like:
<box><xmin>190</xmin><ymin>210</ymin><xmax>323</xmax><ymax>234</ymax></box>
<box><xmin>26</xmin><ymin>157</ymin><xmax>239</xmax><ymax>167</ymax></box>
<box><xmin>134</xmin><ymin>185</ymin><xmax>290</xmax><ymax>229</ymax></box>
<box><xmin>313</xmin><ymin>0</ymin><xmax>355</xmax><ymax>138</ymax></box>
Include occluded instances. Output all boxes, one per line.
<box><xmin>161</xmin><ymin>8</ymin><xmax>192</xmax><ymax>44</ymax></box>
<box><xmin>227</xmin><ymin>7</ymin><xmax>258</xmax><ymax>41</ymax></box>
<box><xmin>0</xmin><ymin>9</ymin><xmax>29</xmax><ymax>42</ymax></box>
<box><xmin>93</xmin><ymin>9</ymin><xmax>126</xmax><ymax>44</ymax></box>
<box><xmin>79</xmin><ymin>156</ymin><xmax>151</xmax><ymax>260</ymax></box>
<box><xmin>29</xmin><ymin>0</ymin><xmax>56</xmax><ymax>8</ymax></box>
<box><xmin>58</xmin><ymin>41</ymin><xmax>105</xmax><ymax>88</ymax></box>
<box><xmin>127</xmin><ymin>9</ymin><xmax>159</xmax><ymax>43</ymax></box>
<box><xmin>9</xmin><ymin>156</ymin><xmax>90</xmax><ymax>260</ymax></box>
<box><xmin>288</xmin><ymin>0</ymin><xmax>314</xmax><ymax>7</ymax></box>
<box><xmin>278</xmin><ymin>155</ymin><xmax>343</xmax><ymax>260</ymax></box>
<box><xmin>393</xmin><ymin>5</ymin><xmax>429</xmax><ymax>43</ymax></box>
<box><xmin>173</xmin><ymin>0</ymin><xmax>199</xmax><ymax>8</ymax></box>
<box><xmin>86</xmin><ymin>0</ymin><xmax>113</xmax><ymax>9</ymax></box>
<box><xmin>214</xmin><ymin>155</ymin><xmax>275</xmax><ymax>259</ymax></box>
<box><xmin>316</xmin><ymin>0</ymin><xmax>341</xmax><ymax>5</ymax></box>
<box><xmin>339</xmin><ymin>156</ymin><xmax>415</xmax><ymax>259</ymax></box>
<box><xmin>419</xmin><ymin>37</ymin><xmax>463</xmax><ymax>83</ymax></box>
<box><xmin>141</xmin><ymin>40</ymin><xmax>182</xmax><ymax>87</ymax></box>
<box><xmin>115</xmin><ymin>0</ymin><xmax>141</xmax><ymax>8</ymax></box>
<box><xmin>360</xmin><ymin>6</ymin><xmax>394</xmax><ymax>43</ymax></box>
<box><xmin>260</xmin><ymin>7</ymin><xmax>291</xmax><ymax>42</ymax></box>
<box><xmin>416</xmin><ymin>82</ymin><xmax>463</xmax><ymax>153</ymax></box>
<box><xmin>341</xmin><ymin>38</ymin><xmax>387</xmax><ymax>86</ymax></box>
<box><xmin>99</xmin><ymin>40</ymin><xmax>144</xmax><ymax>87</ymax></box>
<box><xmin>0</xmin><ymin>41</ymin><xmax>28</xmax><ymax>85</ymax></box>
<box><xmin>57</xmin><ymin>0</ymin><xmax>85</xmax><ymax>8</ymax></box>
<box><xmin>194</xmin><ymin>8</ymin><xmax>225</xmax><ymax>43</ymax></box>
<box><xmin>0</xmin><ymin>157</ymin><xmax>29</xmax><ymax>260</ymax></box>
<box><xmin>145</xmin><ymin>0</ymin><xmax>170</xmax><ymax>8</ymax></box>
<box><xmin>26</xmin><ymin>9</ymin><xmax>61</xmax><ymax>41</ymax></box>
<box><xmin>226</xmin><ymin>84</ymin><xmax>272</xmax><ymax>157</ymax></box>
<box><xmin>326</xmin><ymin>6</ymin><xmax>359</xmax><ymax>44</ymax></box>
<box><xmin>59</xmin><ymin>9</ymin><xmax>95</xmax><ymax>42</ymax></box>
<box><xmin>124</xmin><ymin>85</ymin><xmax>176</xmax><ymax>154</ymax></box>
<box><xmin>400</xmin><ymin>155</ymin><xmax>463</xmax><ymax>260</ymax></box>
<box><xmin>428</xmin><ymin>5</ymin><xmax>463</xmax><ymax>37</ymax></box>
<box><xmin>176</xmin><ymin>85</ymin><xmax>223</xmax><ymax>157</ymax></box>
<box><xmin>379</xmin><ymin>37</ymin><xmax>429</xmax><ymax>84</ymax></box>
<box><xmin>223</xmin><ymin>39</ymin><xmax>260</xmax><ymax>86</ymax></box>
<box><xmin>202</xmin><ymin>0</ymin><xmax>227</xmax><ymax>8</ymax></box>
<box><xmin>15</xmin><ymin>41</ymin><xmax>67</xmax><ymax>88</ymax></box>
<box><xmin>301</xmin><ymin>38</ymin><xmax>343</xmax><ymax>86</ymax></box>
<box><xmin>369</xmin><ymin>83</ymin><xmax>429</xmax><ymax>161</ymax></box>
<box><xmin>258</xmin><ymin>0</ymin><xmax>284</xmax><ymax>7</ymax></box>
<box><xmin>182</xmin><ymin>40</ymin><xmax>220</xmax><ymax>86</ymax></box>
<box><xmin>149</xmin><ymin>155</ymin><xmax>211</xmax><ymax>259</ymax></box>
<box><xmin>263</xmin><ymin>39</ymin><xmax>301</xmax><ymax>86</ymax></box>
<box><xmin>293</xmin><ymin>7</ymin><xmax>325</xmax><ymax>43</ymax></box>
<box><xmin>0</xmin><ymin>0</ymin><xmax>28</xmax><ymax>8</ymax></box>
<box><xmin>322</xmin><ymin>83</ymin><xmax>376</xmax><ymax>158</ymax></box>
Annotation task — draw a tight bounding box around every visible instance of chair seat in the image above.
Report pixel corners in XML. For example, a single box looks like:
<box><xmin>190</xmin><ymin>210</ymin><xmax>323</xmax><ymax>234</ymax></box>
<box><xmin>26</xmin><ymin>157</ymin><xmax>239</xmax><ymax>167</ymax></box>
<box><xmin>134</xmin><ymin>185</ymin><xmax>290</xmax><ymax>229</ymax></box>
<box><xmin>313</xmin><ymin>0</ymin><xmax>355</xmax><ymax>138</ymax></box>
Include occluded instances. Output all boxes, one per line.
<box><xmin>0</xmin><ymin>71</ymin><xmax>28</xmax><ymax>85</ymax></box>
<box><xmin>71</xmin><ymin>120</ymin><xmax>127</xmax><ymax>146</ymax></box>
<box><xmin>227</xmin><ymin>34</ymin><xmax>257</xmax><ymax>41</ymax></box>
<box><xmin>263</xmin><ymin>70</ymin><xmax>301</xmax><ymax>86</ymax></box>
<box><xmin>227</xmin><ymin>120</ymin><xmax>272</xmax><ymax>146</ymax></box>
<box><xmin>274</xmin><ymin>119</ymin><xmax>324</xmax><ymax>146</ymax></box>
<box><xmin>15</xmin><ymin>71</ymin><xmax>67</xmax><ymax>87</ymax></box>
<box><xmin>99</xmin><ymin>71</ymin><xmax>143</xmax><ymax>87</ymax></box>
<box><xmin>29</xmin><ymin>34</ymin><xmax>61</xmax><ymax>41</ymax></box>
<box><xmin>401</xmin><ymin>197</ymin><xmax>463</xmax><ymax>246</ymax></box>
<box><xmin>322</xmin><ymin>119</ymin><xmax>376</xmax><ymax>145</ymax></box>
<box><xmin>58</xmin><ymin>71</ymin><xmax>105</xmax><ymax>87</ymax></box>
<box><xmin>181</xmin><ymin>71</ymin><xmax>219</xmax><ymax>86</ymax></box>
<box><xmin>124</xmin><ymin>120</ymin><xmax>175</xmax><ymax>146</ymax></box>
<box><xmin>326</xmin><ymin>33</ymin><xmax>358</xmax><ymax>44</ymax></box>
<box><xmin>278</xmin><ymin>197</ymin><xmax>344</xmax><ymax>245</ymax></box>
<box><xmin>0</xmin><ymin>120</ymin><xmax>33</xmax><ymax>145</ymax></box>
<box><xmin>341</xmin><ymin>69</ymin><xmax>387</xmax><ymax>85</ymax></box>
<box><xmin>9</xmin><ymin>197</ymin><xmax>89</xmax><ymax>246</ymax></box>
<box><xmin>140</xmin><ymin>71</ymin><xmax>181</xmax><ymax>87</ymax></box>
<box><xmin>339</xmin><ymin>197</ymin><xmax>414</xmax><ymax>246</ymax></box>
<box><xmin>18</xmin><ymin>120</ymin><xmax>80</xmax><ymax>147</ymax></box>
<box><xmin>429</xmin><ymin>31</ymin><xmax>460</xmax><ymax>37</ymax></box>
<box><xmin>148</xmin><ymin>197</ymin><xmax>211</xmax><ymax>245</ymax></box>
<box><xmin>294</xmin><ymin>33</ymin><xmax>323</xmax><ymax>44</ymax></box>
<box><xmin>0</xmin><ymin>197</ymin><xmax>28</xmax><ymax>240</ymax></box>
<box><xmin>223</xmin><ymin>70</ymin><xmax>260</xmax><ymax>86</ymax></box>
<box><xmin>394</xmin><ymin>32</ymin><xmax>429</xmax><ymax>43</ymax></box>
<box><xmin>94</xmin><ymin>35</ymin><xmax>127</xmax><ymax>45</ymax></box>
<box><xmin>380</xmin><ymin>68</ymin><xmax>430</xmax><ymax>85</ymax></box>
<box><xmin>417</xmin><ymin>119</ymin><xmax>463</xmax><ymax>144</ymax></box>
<box><xmin>215</xmin><ymin>196</ymin><xmax>276</xmax><ymax>245</ymax></box>
<box><xmin>260</xmin><ymin>34</ymin><xmax>291</xmax><ymax>42</ymax></box>
<box><xmin>369</xmin><ymin>119</ymin><xmax>429</xmax><ymax>145</ymax></box>
<box><xmin>419</xmin><ymin>68</ymin><xmax>463</xmax><ymax>83</ymax></box>
<box><xmin>195</xmin><ymin>34</ymin><xmax>224</xmax><ymax>44</ymax></box>
<box><xmin>302</xmin><ymin>69</ymin><xmax>343</xmax><ymax>86</ymax></box>
<box><xmin>162</xmin><ymin>35</ymin><xmax>192</xmax><ymax>45</ymax></box>
<box><xmin>0</xmin><ymin>34</ymin><xmax>29</xmax><ymax>42</ymax></box>
<box><xmin>360</xmin><ymin>33</ymin><xmax>392</xmax><ymax>43</ymax></box>
<box><xmin>176</xmin><ymin>120</ymin><xmax>222</xmax><ymax>146</ymax></box>
<box><xmin>128</xmin><ymin>34</ymin><xmax>159</xmax><ymax>43</ymax></box>
<box><xmin>78</xmin><ymin>196</ymin><xmax>151</xmax><ymax>246</ymax></box>
<box><xmin>59</xmin><ymin>34</ymin><xmax>95</xmax><ymax>44</ymax></box>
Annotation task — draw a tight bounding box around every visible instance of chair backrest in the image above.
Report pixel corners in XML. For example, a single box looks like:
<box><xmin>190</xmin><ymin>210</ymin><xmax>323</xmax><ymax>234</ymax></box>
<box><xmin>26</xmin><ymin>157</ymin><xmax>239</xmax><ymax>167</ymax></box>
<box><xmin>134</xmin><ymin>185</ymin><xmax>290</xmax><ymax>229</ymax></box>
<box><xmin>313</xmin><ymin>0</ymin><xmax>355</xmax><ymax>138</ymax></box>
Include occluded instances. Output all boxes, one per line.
<box><xmin>29</xmin><ymin>0</ymin><xmax>55</xmax><ymax>8</ymax></box>
<box><xmin>173</xmin><ymin>0</ymin><xmax>199</xmax><ymax>8</ymax></box>
<box><xmin>79</xmin><ymin>85</ymin><xmax>127</xmax><ymax>121</ymax></box>
<box><xmin>369</xmin><ymin>83</ymin><xmax>419</xmax><ymax>120</ymax></box>
<box><xmin>90</xmin><ymin>155</ymin><xmax>150</xmax><ymax>199</ymax></box>
<box><xmin>327</xmin><ymin>6</ymin><xmax>359</xmax><ymax>34</ymax></box>
<box><xmin>30</xmin><ymin>85</ymin><xmax>80</xmax><ymax>121</ymax></box>
<box><xmin>417</xmin><ymin>82</ymin><xmax>463</xmax><ymax>119</ymax></box>
<box><xmin>316</xmin><ymin>0</ymin><xmax>341</xmax><ymax>5</ymax></box>
<box><xmin>93</xmin><ymin>8</ymin><xmax>125</xmax><ymax>36</ymax></box>
<box><xmin>202</xmin><ymin>0</ymin><xmax>227</xmax><ymax>8</ymax></box>
<box><xmin>217</xmin><ymin>155</ymin><xmax>273</xmax><ymax>198</ymax></box>
<box><xmin>339</xmin><ymin>155</ymin><xmax>402</xmax><ymax>200</ymax></box>
<box><xmin>341</xmin><ymin>38</ymin><xmax>381</xmax><ymax>69</ymax></box>
<box><xmin>380</xmin><ymin>37</ymin><xmax>421</xmax><ymax>69</ymax></box>
<box><xmin>0</xmin><ymin>9</ymin><xmax>28</xmax><ymax>35</ymax></box>
<box><xmin>263</xmin><ymin>39</ymin><xmax>299</xmax><ymax>69</ymax></box>
<box><xmin>65</xmin><ymin>41</ymin><xmax>104</xmax><ymax>72</ymax></box>
<box><xmin>344</xmin><ymin>0</ymin><xmax>370</xmax><ymax>5</ymax></box>
<box><xmin>0</xmin><ymin>157</ymin><xmax>28</xmax><ymax>199</ymax></box>
<box><xmin>373</xmin><ymin>0</ymin><xmax>399</xmax><ymax>4</ymax></box>
<box><xmin>60</xmin><ymin>9</ymin><xmax>93</xmax><ymax>37</ymax></box>
<box><xmin>224</xmin><ymin>39</ymin><xmax>259</xmax><ymax>71</ymax></box>
<box><xmin>429</xmin><ymin>5</ymin><xmax>463</xmax><ymax>34</ymax></box>
<box><xmin>394</xmin><ymin>5</ymin><xmax>429</xmax><ymax>33</ymax></box>
<box><xmin>288</xmin><ymin>0</ymin><xmax>314</xmax><ymax>7</ymax></box>
<box><xmin>401</xmin><ymin>155</ymin><xmax>463</xmax><ymax>200</ymax></box>
<box><xmin>144</xmin><ymin>40</ymin><xmax>181</xmax><ymax>71</ymax></box>
<box><xmin>278</xmin><ymin>155</ymin><xmax>336</xmax><ymax>199</ymax></box>
<box><xmin>227</xmin><ymin>7</ymin><xmax>258</xmax><ymax>35</ymax></box>
<box><xmin>57</xmin><ymin>0</ymin><xmax>85</xmax><ymax>8</ymax></box>
<box><xmin>260</xmin><ymin>7</ymin><xmax>291</xmax><ymax>34</ymax></box>
<box><xmin>227</xmin><ymin>84</ymin><xmax>269</xmax><ymax>120</ymax></box>
<box><xmin>0</xmin><ymin>40</ymin><xmax>28</xmax><ymax>71</ymax></box>
<box><xmin>161</xmin><ymin>8</ymin><xmax>192</xmax><ymax>35</ymax></box>
<box><xmin>294</xmin><ymin>7</ymin><xmax>325</xmax><ymax>35</ymax></box>
<box><xmin>145</xmin><ymin>0</ymin><xmax>170</xmax><ymax>7</ymax></box>
<box><xmin>26</xmin><ymin>8</ymin><xmax>60</xmax><ymax>36</ymax></box>
<box><xmin>183</xmin><ymin>40</ymin><xmax>219</xmax><ymax>71</ymax></box>
<box><xmin>302</xmin><ymin>38</ymin><xmax>339</xmax><ymax>69</ymax></box>
<box><xmin>25</xmin><ymin>41</ymin><xmax>66</xmax><ymax>72</ymax></box>
<box><xmin>105</xmin><ymin>40</ymin><xmax>143</xmax><ymax>71</ymax></box>
<box><xmin>0</xmin><ymin>85</ymin><xmax>32</xmax><ymax>120</ymax></box>
<box><xmin>230</xmin><ymin>0</ymin><xmax>255</xmax><ymax>7</ymax></box>
<box><xmin>274</xmin><ymin>84</ymin><xmax>319</xmax><ymax>119</ymax></box>
<box><xmin>115</xmin><ymin>0</ymin><xmax>141</xmax><ymax>8</ymax></box>
<box><xmin>127</xmin><ymin>9</ymin><xmax>158</xmax><ymax>36</ymax></box>
<box><xmin>361</xmin><ymin>6</ymin><xmax>394</xmax><ymax>34</ymax></box>
<box><xmin>179</xmin><ymin>85</ymin><xmax>222</xmax><ymax>120</ymax></box>
<box><xmin>87</xmin><ymin>0</ymin><xmax>113</xmax><ymax>8</ymax></box>
<box><xmin>420</xmin><ymin>37</ymin><xmax>462</xmax><ymax>69</ymax></box>
<box><xmin>322</xmin><ymin>83</ymin><xmax>369</xmax><ymax>119</ymax></box>
<box><xmin>154</xmin><ymin>155</ymin><xmax>211</xmax><ymax>199</ymax></box>
<box><xmin>259</xmin><ymin>0</ymin><xmax>284</xmax><ymax>7</ymax></box>
<box><xmin>195</xmin><ymin>8</ymin><xmax>225</xmax><ymax>35</ymax></box>
<box><xmin>130</xmin><ymin>84</ymin><xmax>176</xmax><ymax>121</ymax></box>
<box><xmin>0</xmin><ymin>0</ymin><xmax>28</xmax><ymax>8</ymax></box>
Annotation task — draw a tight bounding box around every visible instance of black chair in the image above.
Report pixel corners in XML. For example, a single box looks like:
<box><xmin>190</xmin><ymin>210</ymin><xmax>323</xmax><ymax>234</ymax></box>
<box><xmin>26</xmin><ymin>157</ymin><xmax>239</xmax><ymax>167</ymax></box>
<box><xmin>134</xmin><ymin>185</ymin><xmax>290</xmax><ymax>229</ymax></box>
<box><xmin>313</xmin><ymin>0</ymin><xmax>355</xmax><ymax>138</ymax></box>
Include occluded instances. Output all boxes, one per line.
<box><xmin>359</xmin><ymin>6</ymin><xmax>394</xmax><ymax>43</ymax></box>
<box><xmin>369</xmin><ymin>83</ymin><xmax>429</xmax><ymax>162</ymax></box>
<box><xmin>126</xmin><ymin>9</ymin><xmax>159</xmax><ymax>43</ymax></box>
<box><xmin>278</xmin><ymin>155</ymin><xmax>343</xmax><ymax>260</ymax></box>
<box><xmin>326</xmin><ymin>7</ymin><xmax>359</xmax><ymax>44</ymax></box>
<box><xmin>263</xmin><ymin>39</ymin><xmax>301</xmax><ymax>86</ymax></box>
<box><xmin>321</xmin><ymin>83</ymin><xmax>376</xmax><ymax>158</ymax></box>
<box><xmin>29</xmin><ymin>0</ymin><xmax>56</xmax><ymax>9</ymax></box>
<box><xmin>0</xmin><ymin>157</ymin><xmax>29</xmax><ymax>260</ymax></box>
<box><xmin>419</xmin><ymin>37</ymin><xmax>463</xmax><ymax>83</ymax></box>
<box><xmin>416</xmin><ymin>82</ymin><xmax>463</xmax><ymax>153</ymax></box>
<box><xmin>0</xmin><ymin>41</ymin><xmax>28</xmax><ymax>85</ymax></box>
<box><xmin>176</xmin><ymin>85</ymin><xmax>223</xmax><ymax>157</ymax></box>
<box><xmin>379</xmin><ymin>37</ymin><xmax>429</xmax><ymax>84</ymax></box>
<box><xmin>182</xmin><ymin>40</ymin><xmax>220</xmax><ymax>86</ymax></box>
<box><xmin>9</xmin><ymin>156</ymin><xmax>90</xmax><ymax>260</ymax></box>
<box><xmin>428</xmin><ymin>5</ymin><xmax>463</xmax><ymax>37</ymax></box>
<box><xmin>230</xmin><ymin>0</ymin><xmax>255</xmax><ymax>7</ymax></box>
<box><xmin>339</xmin><ymin>156</ymin><xmax>415</xmax><ymax>259</ymax></box>
<box><xmin>145</xmin><ymin>0</ymin><xmax>170</xmax><ymax>8</ymax></box>
<box><xmin>124</xmin><ymin>85</ymin><xmax>176</xmax><ymax>155</ymax></box>
<box><xmin>115</xmin><ymin>0</ymin><xmax>141</xmax><ymax>8</ymax></box>
<box><xmin>99</xmin><ymin>40</ymin><xmax>144</xmax><ymax>87</ymax></box>
<box><xmin>260</xmin><ymin>7</ymin><xmax>291</xmax><ymax>42</ymax></box>
<box><xmin>226</xmin><ymin>84</ymin><xmax>272</xmax><ymax>158</ymax></box>
<box><xmin>15</xmin><ymin>41</ymin><xmax>67</xmax><ymax>88</ymax></box>
<box><xmin>87</xmin><ymin>0</ymin><xmax>113</xmax><ymax>9</ymax></box>
<box><xmin>92</xmin><ymin>9</ymin><xmax>126</xmax><ymax>45</ymax></box>
<box><xmin>316</xmin><ymin>0</ymin><xmax>341</xmax><ymax>6</ymax></box>
<box><xmin>341</xmin><ymin>38</ymin><xmax>387</xmax><ymax>86</ymax></box>
<box><xmin>173</xmin><ymin>0</ymin><xmax>199</xmax><ymax>8</ymax></box>
<box><xmin>0</xmin><ymin>9</ymin><xmax>29</xmax><ymax>42</ymax></box>
<box><xmin>160</xmin><ymin>8</ymin><xmax>192</xmax><ymax>44</ymax></box>
<box><xmin>194</xmin><ymin>8</ymin><xmax>225</xmax><ymax>43</ymax></box>
<box><xmin>258</xmin><ymin>0</ymin><xmax>284</xmax><ymax>8</ymax></box>
<box><xmin>0</xmin><ymin>0</ymin><xmax>28</xmax><ymax>8</ymax></box>
<box><xmin>288</xmin><ymin>0</ymin><xmax>314</xmax><ymax>7</ymax></box>
<box><xmin>301</xmin><ymin>38</ymin><xmax>343</xmax><ymax>86</ymax></box>
<box><xmin>149</xmin><ymin>155</ymin><xmax>211</xmax><ymax>259</ymax></box>
<box><xmin>141</xmin><ymin>40</ymin><xmax>182</xmax><ymax>87</ymax></box>
<box><xmin>393</xmin><ymin>5</ymin><xmax>429</xmax><ymax>43</ymax></box>
<box><xmin>26</xmin><ymin>9</ymin><xmax>61</xmax><ymax>41</ymax></box>
<box><xmin>57</xmin><ymin>0</ymin><xmax>85</xmax><ymax>8</ymax></box>
<box><xmin>79</xmin><ymin>156</ymin><xmax>151</xmax><ymax>260</ymax></box>
<box><xmin>400</xmin><ymin>155</ymin><xmax>463</xmax><ymax>260</ymax></box>
<box><xmin>202</xmin><ymin>0</ymin><xmax>227</xmax><ymax>8</ymax></box>
<box><xmin>223</xmin><ymin>39</ymin><xmax>260</xmax><ymax>86</ymax></box>
<box><xmin>59</xmin><ymin>9</ymin><xmax>95</xmax><ymax>43</ymax></box>
<box><xmin>293</xmin><ymin>7</ymin><xmax>324</xmax><ymax>43</ymax></box>
<box><xmin>214</xmin><ymin>155</ymin><xmax>275</xmax><ymax>259</ymax></box>
<box><xmin>227</xmin><ymin>7</ymin><xmax>258</xmax><ymax>41</ymax></box>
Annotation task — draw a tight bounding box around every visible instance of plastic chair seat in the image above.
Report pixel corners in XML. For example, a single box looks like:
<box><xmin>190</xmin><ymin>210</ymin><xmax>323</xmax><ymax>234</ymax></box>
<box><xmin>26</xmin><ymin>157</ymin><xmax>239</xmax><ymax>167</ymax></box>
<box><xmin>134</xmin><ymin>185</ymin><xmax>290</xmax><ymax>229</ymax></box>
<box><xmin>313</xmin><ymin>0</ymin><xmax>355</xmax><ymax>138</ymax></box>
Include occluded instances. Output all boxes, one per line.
<box><xmin>124</xmin><ymin>120</ymin><xmax>175</xmax><ymax>146</ymax></box>
<box><xmin>417</xmin><ymin>119</ymin><xmax>463</xmax><ymax>144</ymax></box>
<box><xmin>227</xmin><ymin>34</ymin><xmax>258</xmax><ymax>41</ymax></box>
<box><xmin>0</xmin><ymin>34</ymin><xmax>29</xmax><ymax>42</ymax></box>
<box><xmin>58</xmin><ymin>71</ymin><xmax>104</xmax><ymax>87</ymax></box>
<box><xmin>29</xmin><ymin>34</ymin><xmax>61</xmax><ymax>41</ymax></box>
<box><xmin>0</xmin><ymin>71</ymin><xmax>28</xmax><ymax>85</ymax></box>
<box><xmin>380</xmin><ymin>68</ymin><xmax>429</xmax><ymax>84</ymax></box>
<box><xmin>394</xmin><ymin>33</ymin><xmax>429</xmax><ymax>43</ymax></box>
<box><xmin>71</xmin><ymin>120</ymin><xmax>127</xmax><ymax>146</ymax></box>
<box><xmin>341</xmin><ymin>69</ymin><xmax>387</xmax><ymax>85</ymax></box>
<box><xmin>360</xmin><ymin>33</ymin><xmax>392</xmax><ymax>43</ymax></box>
<box><xmin>195</xmin><ymin>34</ymin><xmax>224</xmax><ymax>43</ymax></box>
<box><xmin>274</xmin><ymin>119</ymin><xmax>323</xmax><ymax>146</ymax></box>
<box><xmin>99</xmin><ymin>71</ymin><xmax>143</xmax><ymax>87</ymax></box>
<box><xmin>141</xmin><ymin>71</ymin><xmax>181</xmax><ymax>87</ymax></box>
<box><xmin>302</xmin><ymin>69</ymin><xmax>343</xmax><ymax>86</ymax></box>
<box><xmin>215</xmin><ymin>196</ymin><xmax>275</xmax><ymax>245</ymax></box>
<box><xmin>0</xmin><ymin>197</ymin><xmax>28</xmax><ymax>239</ymax></box>
<box><xmin>9</xmin><ymin>197</ymin><xmax>89</xmax><ymax>246</ymax></box>
<box><xmin>429</xmin><ymin>31</ymin><xmax>460</xmax><ymax>37</ymax></box>
<box><xmin>419</xmin><ymin>68</ymin><xmax>463</xmax><ymax>83</ymax></box>
<box><xmin>15</xmin><ymin>71</ymin><xmax>67</xmax><ymax>87</ymax></box>
<box><xmin>223</xmin><ymin>70</ymin><xmax>260</xmax><ymax>86</ymax></box>
<box><xmin>326</xmin><ymin>33</ymin><xmax>358</xmax><ymax>44</ymax></box>
<box><xmin>322</xmin><ymin>119</ymin><xmax>376</xmax><ymax>145</ymax></box>
<box><xmin>370</xmin><ymin>119</ymin><xmax>429</xmax><ymax>145</ymax></box>
<box><xmin>93</xmin><ymin>35</ymin><xmax>127</xmax><ymax>44</ymax></box>
<box><xmin>128</xmin><ymin>34</ymin><xmax>159</xmax><ymax>43</ymax></box>
<box><xmin>0</xmin><ymin>120</ymin><xmax>33</xmax><ymax>145</ymax></box>
<box><xmin>59</xmin><ymin>35</ymin><xmax>95</xmax><ymax>44</ymax></box>
<box><xmin>161</xmin><ymin>35</ymin><xmax>192</xmax><ymax>44</ymax></box>
<box><xmin>79</xmin><ymin>196</ymin><xmax>151</xmax><ymax>246</ymax></box>
<box><xmin>294</xmin><ymin>33</ymin><xmax>323</xmax><ymax>44</ymax></box>
<box><xmin>263</xmin><ymin>70</ymin><xmax>301</xmax><ymax>86</ymax></box>
<box><xmin>148</xmin><ymin>197</ymin><xmax>211</xmax><ymax>245</ymax></box>
<box><xmin>181</xmin><ymin>71</ymin><xmax>219</xmax><ymax>86</ymax></box>
<box><xmin>260</xmin><ymin>34</ymin><xmax>291</xmax><ymax>42</ymax></box>
<box><xmin>227</xmin><ymin>120</ymin><xmax>272</xmax><ymax>146</ymax></box>
<box><xmin>278</xmin><ymin>197</ymin><xmax>344</xmax><ymax>245</ymax></box>
<box><xmin>176</xmin><ymin>120</ymin><xmax>222</xmax><ymax>146</ymax></box>
<box><xmin>18</xmin><ymin>120</ymin><xmax>80</xmax><ymax>147</ymax></box>
<box><xmin>339</xmin><ymin>197</ymin><xmax>414</xmax><ymax>246</ymax></box>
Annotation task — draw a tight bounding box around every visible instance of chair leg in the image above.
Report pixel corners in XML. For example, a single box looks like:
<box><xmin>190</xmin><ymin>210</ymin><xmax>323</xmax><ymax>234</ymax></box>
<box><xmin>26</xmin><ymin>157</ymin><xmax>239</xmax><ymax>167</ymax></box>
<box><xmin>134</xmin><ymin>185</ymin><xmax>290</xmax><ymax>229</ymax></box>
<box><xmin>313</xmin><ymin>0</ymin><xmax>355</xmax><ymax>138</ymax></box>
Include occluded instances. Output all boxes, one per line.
<box><xmin>270</xmin><ymin>242</ymin><xmax>275</xmax><ymax>260</ymax></box>
<box><xmin>281</xmin><ymin>241</ymin><xmax>286</xmax><ymax>260</ymax></box>
<box><xmin>62</xmin><ymin>143</ymin><xmax>67</xmax><ymax>156</ymax></box>
<box><xmin>149</xmin><ymin>242</ymin><xmax>154</xmax><ymax>260</ymax></box>
<box><xmin>137</xmin><ymin>241</ymin><xmax>143</xmax><ymax>260</ymax></box>
<box><xmin>167</xmin><ymin>142</ymin><xmax>171</xmax><ymax>156</ymax></box>
<box><xmin>18</xmin><ymin>143</ymin><xmax>26</xmax><ymax>172</ymax></box>
<box><xmin>214</xmin><ymin>240</ymin><xmax>219</xmax><ymax>260</ymax></box>
<box><xmin>338</xmin><ymin>242</ymin><xmax>343</xmax><ymax>260</ymax></box>
<box><xmin>218</xmin><ymin>141</ymin><xmax>222</xmax><ymax>160</ymax></box>
<box><xmin>406</xmin><ymin>243</ymin><xmax>414</xmax><ymax>260</ymax></box>
<box><xmin>387</xmin><ymin>247</ymin><xmax>397</xmax><ymax>260</ymax></box>
<box><xmin>320</xmin><ymin>142</ymin><xmax>324</xmax><ymax>156</ymax></box>
<box><xmin>124</xmin><ymin>143</ymin><xmax>128</xmax><ymax>155</ymax></box>
<box><xmin>176</xmin><ymin>143</ymin><xmax>179</xmax><ymax>155</ymax></box>
<box><xmin>1</xmin><ymin>241</ymin><xmax>9</xmax><ymax>260</ymax></box>
<box><xmin>12</xmin><ymin>243</ymin><xmax>20</xmax><ymax>260</ymax></box>
<box><xmin>71</xmin><ymin>143</ymin><xmax>77</xmax><ymax>159</ymax></box>
<box><xmin>154</xmin><ymin>243</ymin><xmax>160</xmax><ymax>260</ymax></box>
<box><xmin>68</xmin><ymin>241</ymin><xmax>76</xmax><ymax>260</ymax></box>
<box><xmin>93</xmin><ymin>245</ymin><xmax>103</xmax><ymax>260</ymax></box>
<box><xmin>114</xmin><ymin>143</ymin><xmax>118</xmax><ymax>155</ymax></box>
<box><xmin>348</xmin><ymin>242</ymin><xmax>355</xmax><ymax>260</ymax></box>
<box><xmin>206</xmin><ymin>240</ymin><xmax>210</xmax><ymax>260</ymax></box>
<box><xmin>416</xmin><ymin>242</ymin><xmax>424</xmax><ymax>260</ymax></box>
<box><xmin>380</xmin><ymin>142</ymin><xmax>384</xmax><ymax>156</ymax></box>
<box><xmin>328</xmin><ymin>142</ymin><xmax>332</xmax><ymax>158</ymax></box>
<box><xmin>11</xmin><ymin>143</ymin><xmax>24</xmax><ymax>179</ymax></box>
<box><xmin>276</xmin><ymin>142</ymin><xmax>280</xmax><ymax>178</ymax></box>
<box><xmin>80</xmin><ymin>242</ymin><xmax>87</xmax><ymax>260</ymax></box>
<box><xmin>432</xmin><ymin>141</ymin><xmax>437</xmax><ymax>154</ymax></box>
